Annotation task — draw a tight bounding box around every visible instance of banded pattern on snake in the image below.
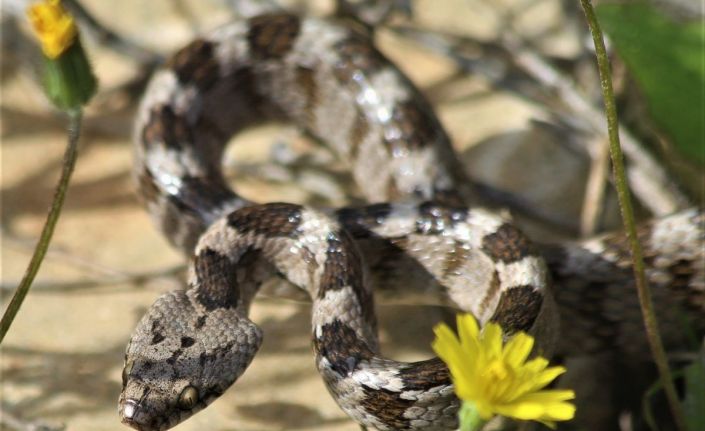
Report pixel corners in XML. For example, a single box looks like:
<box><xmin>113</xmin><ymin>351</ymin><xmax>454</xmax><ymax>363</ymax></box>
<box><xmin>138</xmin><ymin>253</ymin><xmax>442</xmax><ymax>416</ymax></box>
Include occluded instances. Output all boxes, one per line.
<box><xmin>119</xmin><ymin>11</ymin><xmax>705</xmax><ymax>431</ymax></box>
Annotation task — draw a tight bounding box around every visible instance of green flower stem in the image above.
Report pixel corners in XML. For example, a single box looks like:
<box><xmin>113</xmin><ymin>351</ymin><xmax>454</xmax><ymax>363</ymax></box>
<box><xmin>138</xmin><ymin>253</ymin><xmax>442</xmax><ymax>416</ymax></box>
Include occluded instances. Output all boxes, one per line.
<box><xmin>459</xmin><ymin>401</ymin><xmax>487</xmax><ymax>431</ymax></box>
<box><xmin>0</xmin><ymin>110</ymin><xmax>82</xmax><ymax>344</ymax></box>
<box><xmin>578</xmin><ymin>1</ymin><xmax>686</xmax><ymax>429</ymax></box>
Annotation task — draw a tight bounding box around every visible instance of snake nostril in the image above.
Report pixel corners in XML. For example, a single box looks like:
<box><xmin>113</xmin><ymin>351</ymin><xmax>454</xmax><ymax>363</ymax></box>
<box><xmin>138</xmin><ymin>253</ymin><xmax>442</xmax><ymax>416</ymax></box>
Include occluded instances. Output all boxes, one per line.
<box><xmin>121</xmin><ymin>399</ymin><xmax>139</xmax><ymax>420</ymax></box>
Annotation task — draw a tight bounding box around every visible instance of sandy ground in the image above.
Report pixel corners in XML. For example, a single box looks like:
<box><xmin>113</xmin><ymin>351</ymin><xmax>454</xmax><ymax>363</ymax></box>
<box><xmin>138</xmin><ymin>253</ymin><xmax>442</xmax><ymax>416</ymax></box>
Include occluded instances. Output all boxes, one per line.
<box><xmin>1</xmin><ymin>1</ymin><xmax>597</xmax><ymax>430</ymax></box>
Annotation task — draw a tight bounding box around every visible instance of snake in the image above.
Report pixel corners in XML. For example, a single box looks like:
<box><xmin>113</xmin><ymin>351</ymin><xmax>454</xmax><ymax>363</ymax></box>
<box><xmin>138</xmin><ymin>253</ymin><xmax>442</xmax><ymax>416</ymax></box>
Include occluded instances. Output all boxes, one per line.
<box><xmin>118</xmin><ymin>11</ymin><xmax>705</xmax><ymax>431</ymax></box>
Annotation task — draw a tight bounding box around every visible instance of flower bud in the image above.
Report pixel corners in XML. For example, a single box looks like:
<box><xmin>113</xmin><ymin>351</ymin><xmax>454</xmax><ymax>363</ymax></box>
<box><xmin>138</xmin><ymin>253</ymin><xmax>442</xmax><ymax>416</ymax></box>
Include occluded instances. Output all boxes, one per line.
<box><xmin>27</xmin><ymin>0</ymin><xmax>97</xmax><ymax>111</ymax></box>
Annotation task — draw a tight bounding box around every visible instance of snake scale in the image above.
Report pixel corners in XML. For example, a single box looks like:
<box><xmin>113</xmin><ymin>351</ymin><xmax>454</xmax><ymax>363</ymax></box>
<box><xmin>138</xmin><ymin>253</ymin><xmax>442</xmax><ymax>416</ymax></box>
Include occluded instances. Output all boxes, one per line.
<box><xmin>119</xmin><ymin>11</ymin><xmax>705</xmax><ymax>431</ymax></box>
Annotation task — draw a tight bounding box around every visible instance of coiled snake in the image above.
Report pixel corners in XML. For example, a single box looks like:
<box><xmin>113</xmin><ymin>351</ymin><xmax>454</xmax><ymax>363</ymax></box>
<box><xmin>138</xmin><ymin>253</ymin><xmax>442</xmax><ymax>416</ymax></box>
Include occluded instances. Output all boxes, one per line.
<box><xmin>119</xmin><ymin>12</ymin><xmax>705</xmax><ymax>431</ymax></box>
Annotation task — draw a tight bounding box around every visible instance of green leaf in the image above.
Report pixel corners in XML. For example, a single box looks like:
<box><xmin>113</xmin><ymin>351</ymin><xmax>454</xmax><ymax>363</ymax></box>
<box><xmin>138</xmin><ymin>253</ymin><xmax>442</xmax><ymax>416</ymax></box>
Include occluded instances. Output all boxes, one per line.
<box><xmin>683</xmin><ymin>342</ymin><xmax>705</xmax><ymax>431</ymax></box>
<box><xmin>596</xmin><ymin>2</ymin><xmax>705</xmax><ymax>164</ymax></box>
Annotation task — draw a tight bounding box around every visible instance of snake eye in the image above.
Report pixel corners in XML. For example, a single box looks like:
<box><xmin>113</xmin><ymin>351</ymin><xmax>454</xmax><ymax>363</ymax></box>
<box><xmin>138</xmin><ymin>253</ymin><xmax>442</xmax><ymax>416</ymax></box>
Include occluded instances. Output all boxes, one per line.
<box><xmin>178</xmin><ymin>386</ymin><xmax>199</xmax><ymax>410</ymax></box>
<box><xmin>122</xmin><ymin>359</ymin><xmax>134</xmax><ymax>386</ymax></box>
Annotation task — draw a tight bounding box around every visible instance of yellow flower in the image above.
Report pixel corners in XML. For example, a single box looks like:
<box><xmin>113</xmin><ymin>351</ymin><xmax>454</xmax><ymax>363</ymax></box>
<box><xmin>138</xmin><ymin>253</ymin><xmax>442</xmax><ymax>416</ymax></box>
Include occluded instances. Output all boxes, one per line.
<box><xmin>27</xmin><ymin>0</ymin><xmax>77</xmax><ymax>59</ymax></box>
<box><xmin>432</xmin><ymin>314</ymin><xmax>576</xmax><ymax>428</ymax></box>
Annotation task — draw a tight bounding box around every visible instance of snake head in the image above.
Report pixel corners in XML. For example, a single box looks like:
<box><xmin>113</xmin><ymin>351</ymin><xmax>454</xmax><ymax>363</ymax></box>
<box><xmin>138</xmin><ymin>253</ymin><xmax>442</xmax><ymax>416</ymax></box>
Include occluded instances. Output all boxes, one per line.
<box><xmin>119</xmin><ymin>290</ymin><xmax>263</xmax><ymax>430</ymax></box>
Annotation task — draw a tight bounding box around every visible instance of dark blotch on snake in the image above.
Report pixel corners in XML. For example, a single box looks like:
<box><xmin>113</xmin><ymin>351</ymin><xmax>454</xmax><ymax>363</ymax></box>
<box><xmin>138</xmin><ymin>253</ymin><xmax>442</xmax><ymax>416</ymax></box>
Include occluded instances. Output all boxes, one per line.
<box><xmin>194</xmin><ymin>248</ymin><xmax>239</xmax><ymax>311</ymax></box>
<box><xmin>318</xmin><ymin>232</ymin><xmax>376</xmax><ymax>326</ymax></box>
<box><xmin>247</xmin><ymin>14</ymin><xmax>300</xmax><ymax>59</ymax></box>
<box><xmin>178</xmin><ymin>176</ymin><xmax>239</xmax><ymax>210</ymax></box>
<box><xmin>142</xmin><ymin>105</ymin><xmax>193</xmax><ymax>151</ymax></box>
<box><xmin>295</xmin><ymin>66</ymin><xmax>318</xmax><ymax>124</ymax></box>
<box><xmin>227</xmin><ymin>203</ymin><xmax>303</xmax><ymax>237</ymax></box>
<box><xmin>359</xmin><ymin>386</ymin><xmax>414</xmax><ymax>430</ymax></box>
<box><xmin>168</xmin><ymin>39</ymin><xmax>220</xmax><ymax>90</ymax></box>
<box><xmin>150</xmin><ymin>320</ymin><xmax>165</xmax><ymax>345</ymax></box>
<box><xmin>319</xmin><ymin>232</ymin><xmax>362</xmax><ymax>292</ymax></box>
<box><xmin>181</xmin><ymin>337</ymin><xmax>196</xmax><ymax>348</ymax></box>
<box><xmin>490</xmin><ymin>285</ymin><xmax>542</xmax><ymax>333</ymax></box>
<box><xmin>151</xmin><ymin>332</ymin><xmax>165</xmax><ymax>345</ymax></box>
<box><xmin>482</xmin><ymin>223</ymin><xmax>535</xmax><ymax>264</ymax></box>
<box><xmin>333</xmin><ymin>34</ymin><xmax>386</xmax><ymax>81</ymax></box>
<box><xmin>395</xmin><ymin>357</ymin><xmax>450</xmax><ymax>391</ymax></box>
<box><xmin>313</xmin><ymin>320</ymin><xmax>374</xmax><ymax>376</ymax></box>
<box><xmin>336</xmin><ymin>203</ymin><xmax>393</xmax><ymax>238</ymax></box>
<box><xmin>388</xmin><ymin>100</ymin><xmax>440</xmax><ymax>150</ymax></box>
<box><xmin>165</xmin><ymin>194</ymin><xmax>197</xmax><ymax>218</ymax></box>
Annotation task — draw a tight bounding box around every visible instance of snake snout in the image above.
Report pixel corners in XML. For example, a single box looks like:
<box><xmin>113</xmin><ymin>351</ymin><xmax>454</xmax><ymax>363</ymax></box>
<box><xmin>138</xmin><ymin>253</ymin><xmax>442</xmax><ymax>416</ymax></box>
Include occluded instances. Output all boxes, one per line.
<box><xmin>119</xmin><ymin>386</ymin><xmax>177</xmax><ymax>431</ymax></box>
<box><xmin>119</xmin><ymin>398</ymin><xmax>158</xmax><ymax>431</ymax></box>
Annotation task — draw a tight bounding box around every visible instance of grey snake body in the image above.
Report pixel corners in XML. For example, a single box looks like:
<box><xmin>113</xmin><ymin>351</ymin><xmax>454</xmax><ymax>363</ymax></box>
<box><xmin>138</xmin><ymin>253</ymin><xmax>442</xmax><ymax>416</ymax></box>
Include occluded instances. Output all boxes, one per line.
<box><xmin>119</xmin><ymin>12</ymin><xmax>705</xmax><ymax>431</ymax></box>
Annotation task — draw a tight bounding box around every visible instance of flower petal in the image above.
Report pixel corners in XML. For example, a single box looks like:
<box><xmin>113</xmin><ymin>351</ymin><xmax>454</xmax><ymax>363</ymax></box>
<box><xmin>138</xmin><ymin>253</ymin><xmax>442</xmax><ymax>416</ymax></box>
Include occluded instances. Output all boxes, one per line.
<box><xmin>514</xmin><ymin>389</ymin><xmax>576</xmax><ymax>404</ymax></box>
<box><xmin>432</xmin><ymin>323</ymin><xmax>476</xmax><ymax>399</ymax></box>
<box><xmin>502</xmin><ymin>332</ymin><xmax>534</xmax><ymax>368</ymax></box>
<box><xmin>524</xmin><ymin>366</ymin><xmax>567</xmax><ymax>392</ymax></box>
<box><xmin>456</xmin><ymin>314</ymin><xmax>481</xmax><ymax>360</ymax></box>
<box><xmin>432</xmin><ymin>324</ymin><xmax>465</xmax><ymax>367</ymax></box>
<box><xmin>457</xmin><ymin>314</ymin><xmax>479</xmax><ymax>343</ymax></box>
<box><xmin>27</xmin><ymin>0</ymin><xmax>77</xmax><ymax>58</ymax></box>
<box><xmin>480</xmin><ymin>323</ymin><xmax>503</xmax><ymax>359</ymax></box>
<box><xmin>494</xmin><ymin>400</ymin><xmax>546</xmax><ymax>419</ymax></box>
<box><xmin>523</xmin><ymin>356</ymin><xmax>550</xmax><ymax>373</ymax></box>
<box><xmin>539</xmin><ymin>401</ymin><xmax>576</xmax><ymax>420</ymax></box>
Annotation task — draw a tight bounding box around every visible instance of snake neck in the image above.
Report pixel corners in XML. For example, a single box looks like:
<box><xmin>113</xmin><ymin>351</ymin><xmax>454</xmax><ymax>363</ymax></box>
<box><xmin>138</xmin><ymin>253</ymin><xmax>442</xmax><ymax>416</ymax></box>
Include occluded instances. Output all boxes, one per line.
<box><xmin>192</xmin><ymin>203</ymin><xmax>460</xmax><ymax>430</ymax></box>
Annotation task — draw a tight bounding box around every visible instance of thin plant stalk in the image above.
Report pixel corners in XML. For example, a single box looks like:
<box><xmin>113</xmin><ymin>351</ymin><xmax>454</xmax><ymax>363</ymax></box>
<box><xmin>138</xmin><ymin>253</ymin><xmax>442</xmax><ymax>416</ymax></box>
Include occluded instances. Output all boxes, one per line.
<box><xmin>0</xmin><ymin>110</ymin><xmax>83</xmax><ymax>343</ymax></box>
<box><xmin>578</xmin><ymin>1</ymin><xmax>687</xmax><ymax>429</ymax></box>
